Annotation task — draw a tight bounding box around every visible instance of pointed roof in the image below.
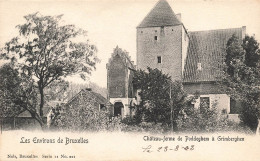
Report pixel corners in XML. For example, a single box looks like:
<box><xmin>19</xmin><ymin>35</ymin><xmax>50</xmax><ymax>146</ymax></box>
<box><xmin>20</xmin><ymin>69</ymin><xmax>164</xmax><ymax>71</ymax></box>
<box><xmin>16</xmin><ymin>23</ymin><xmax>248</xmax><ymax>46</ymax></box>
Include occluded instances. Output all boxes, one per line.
<box><xmin>137</xmin><ymin>0</ymin><xmax>181</xmax><ymax>28</ymax></box>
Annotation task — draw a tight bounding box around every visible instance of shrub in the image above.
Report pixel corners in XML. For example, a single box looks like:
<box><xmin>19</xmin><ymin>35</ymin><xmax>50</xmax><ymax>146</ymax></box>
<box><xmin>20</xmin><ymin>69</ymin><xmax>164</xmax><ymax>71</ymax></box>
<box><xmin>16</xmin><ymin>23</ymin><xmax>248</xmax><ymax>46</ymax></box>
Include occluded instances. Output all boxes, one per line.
<box><xmin>121</xmin><ymin>122</ymin><xmax>168</xmax><ymax>134</ymax></box>
<box><xmin>51</xmin><ymin>104</ymin><xmax>125</xmax><ymax>132</ymax></box>
<box><xmin>176</xmin><ymin>104</ymin><xmax>252</xmax><ymax>133</ymax></box>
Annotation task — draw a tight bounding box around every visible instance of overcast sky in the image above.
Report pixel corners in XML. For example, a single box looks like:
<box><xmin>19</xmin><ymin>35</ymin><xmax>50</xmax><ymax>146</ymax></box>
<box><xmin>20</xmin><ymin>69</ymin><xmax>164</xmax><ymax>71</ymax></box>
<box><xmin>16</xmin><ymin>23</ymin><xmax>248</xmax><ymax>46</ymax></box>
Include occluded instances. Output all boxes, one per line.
<box><xmin>0</xmin><ymin>0</ymin><xmax>259</xmax><ymax>88</ymax></box>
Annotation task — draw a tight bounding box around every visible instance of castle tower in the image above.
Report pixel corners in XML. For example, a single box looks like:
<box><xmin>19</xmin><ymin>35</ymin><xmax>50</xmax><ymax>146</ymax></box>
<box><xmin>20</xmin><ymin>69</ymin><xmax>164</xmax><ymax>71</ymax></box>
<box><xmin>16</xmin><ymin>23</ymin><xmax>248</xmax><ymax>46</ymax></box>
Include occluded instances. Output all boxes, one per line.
<box><xmin>106</xmin><ymin>46</ymin><xmax>136</xmax><ymax>118</ymax></box>
<box><xmin>136</xmin><ymin>0</ymin><xmax>189</xmax><ymax>81</ymax></box>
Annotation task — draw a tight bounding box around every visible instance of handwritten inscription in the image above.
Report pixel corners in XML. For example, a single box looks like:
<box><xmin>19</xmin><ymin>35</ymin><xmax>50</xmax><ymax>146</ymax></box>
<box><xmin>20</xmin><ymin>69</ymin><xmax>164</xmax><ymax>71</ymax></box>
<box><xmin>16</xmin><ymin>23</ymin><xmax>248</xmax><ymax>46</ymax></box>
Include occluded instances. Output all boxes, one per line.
<box><xmin>142</xmin><ymin>145</ymin><xmax>195</xmax><ymax>153</ymax></box>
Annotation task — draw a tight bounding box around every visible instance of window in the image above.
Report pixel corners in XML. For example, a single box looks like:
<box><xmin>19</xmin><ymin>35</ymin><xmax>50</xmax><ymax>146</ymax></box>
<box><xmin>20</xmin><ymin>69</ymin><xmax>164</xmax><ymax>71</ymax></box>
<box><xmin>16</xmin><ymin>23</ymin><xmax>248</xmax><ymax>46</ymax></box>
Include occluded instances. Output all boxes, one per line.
<box><xmin>230</xmin><ymin>98</ymin><xmax>241</xmax><ymax>114</ymax></box>
<box><xmin>141</xmin><ymin>31</ymin><xmax>143</xmax><ymax>33</ymax></box>
<box><xmin>157</xmin><ymin>56</ymin><xmax>161</xmax><ymax>64</ymax></box>
<box><xmin>154</xmin><ymin>36</ymin><xmax>157</xmax><ymax>41</ymax></box>
<box><xmin>99</xmin><ymin>104</ymin><xmax>105</xmax><ymax>111</ymax></box>
<box><xmin>188</xmin><ymin>101</ymin><xmax>195</xmax><ymax>109</ymax></box>
<box><xmin>200</xmin><ymin>97</ymin><xmax>210</xmax><ymax>109</ymax></box>
<box><xmin>155</xmin><ymin>30</ymin><xmax>157</xmax><ymax>32</ymax></box>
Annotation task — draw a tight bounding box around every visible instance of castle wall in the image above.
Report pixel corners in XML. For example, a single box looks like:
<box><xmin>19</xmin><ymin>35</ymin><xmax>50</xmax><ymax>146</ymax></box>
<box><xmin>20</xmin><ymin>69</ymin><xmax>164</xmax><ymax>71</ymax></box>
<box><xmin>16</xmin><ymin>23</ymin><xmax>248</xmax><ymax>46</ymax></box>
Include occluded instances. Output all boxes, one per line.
<box><xmin>137</xmin><ymin>25</ymin><xmax>183</xmax><ymax>81</ymax></box>
<box><xmin>181</xmin><ymin>27</ymin><xmax>189</xmax><ymax>76</ymax></box>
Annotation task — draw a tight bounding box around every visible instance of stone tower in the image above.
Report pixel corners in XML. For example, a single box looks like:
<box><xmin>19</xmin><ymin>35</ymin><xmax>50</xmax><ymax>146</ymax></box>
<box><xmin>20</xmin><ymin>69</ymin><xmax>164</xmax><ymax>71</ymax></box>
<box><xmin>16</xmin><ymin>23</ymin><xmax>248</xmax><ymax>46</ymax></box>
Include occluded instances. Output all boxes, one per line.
<box><xmin>106</xmin><ymin>46</ymin><xmax>136</xmax><ymax>118</ymax></box>
<box><xmin>136</xmin><ymin>0</ymin><xmax>189</xmax><ymax>81</ymax></box>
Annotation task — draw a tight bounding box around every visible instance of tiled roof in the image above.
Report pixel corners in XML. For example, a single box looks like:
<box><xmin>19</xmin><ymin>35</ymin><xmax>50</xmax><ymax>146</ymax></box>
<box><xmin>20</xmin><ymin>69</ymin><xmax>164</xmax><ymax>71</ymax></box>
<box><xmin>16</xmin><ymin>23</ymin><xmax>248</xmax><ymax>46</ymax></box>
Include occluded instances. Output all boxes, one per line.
<box><xmin>66</xmin><ymin>88</ymin><xmax>107</xmax><ymax>106</ymax></box>
<box><xmin>88</xmin><ymin>90</ymin><xmax>107</xmax><ymax>104</ymax></box>
<box><xmin>183</xmin><ymin>28</ymin><xmax>243</xmax><ymax>83</ymax></box>
<box><xmin>137</xmin><ymin>0</ymin><xmax>181</xmax><ymax>28</ymax></box>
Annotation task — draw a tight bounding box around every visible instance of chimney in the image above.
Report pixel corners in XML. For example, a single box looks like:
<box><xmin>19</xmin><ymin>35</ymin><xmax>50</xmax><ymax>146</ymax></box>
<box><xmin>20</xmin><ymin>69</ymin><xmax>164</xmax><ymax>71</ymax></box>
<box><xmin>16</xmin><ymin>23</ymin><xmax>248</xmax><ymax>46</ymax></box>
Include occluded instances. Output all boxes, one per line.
<box><xmin>85</xmin><ymin>88</ymin><xmax>92</xmax><ymax>91</ymax></box>
<box><xmin>176</xmin><ymin>13</ymin><xmax>182</xmax><ymax>22</ymax></box>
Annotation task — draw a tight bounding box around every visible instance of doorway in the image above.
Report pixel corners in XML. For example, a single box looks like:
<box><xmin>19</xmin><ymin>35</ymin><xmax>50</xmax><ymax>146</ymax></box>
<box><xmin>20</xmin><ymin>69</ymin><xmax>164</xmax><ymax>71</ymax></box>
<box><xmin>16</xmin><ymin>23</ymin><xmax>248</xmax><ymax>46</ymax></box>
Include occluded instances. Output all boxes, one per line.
<box><xmin>114</xmin><ymin>102</ymin><xmax>124</xmax><ymax>117</ymax></box>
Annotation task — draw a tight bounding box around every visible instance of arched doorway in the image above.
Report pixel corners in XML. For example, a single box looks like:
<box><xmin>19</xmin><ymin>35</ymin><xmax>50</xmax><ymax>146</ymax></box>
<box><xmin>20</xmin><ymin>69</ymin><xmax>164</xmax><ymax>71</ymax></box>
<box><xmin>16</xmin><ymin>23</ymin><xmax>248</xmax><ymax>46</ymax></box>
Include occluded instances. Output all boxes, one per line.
<box><xmin>114</xmin><ymin>102</ymin><xmax>124</xmax><ymax>117</ymax></box>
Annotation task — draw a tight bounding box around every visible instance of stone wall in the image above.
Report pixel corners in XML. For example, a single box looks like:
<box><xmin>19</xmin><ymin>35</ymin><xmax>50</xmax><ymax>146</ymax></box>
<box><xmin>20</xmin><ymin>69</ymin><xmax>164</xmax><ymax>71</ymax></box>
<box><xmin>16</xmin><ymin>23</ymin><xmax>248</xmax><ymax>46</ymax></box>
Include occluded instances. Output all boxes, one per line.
<box><xmin>137</xmin><ymin>25</ymin><xmax>184</xmax><ymax>81</ymax></box>
<box><xmin>108</xmin><ymin>55</ymin><xmax>127</xmax><ymax>98</ymax></box>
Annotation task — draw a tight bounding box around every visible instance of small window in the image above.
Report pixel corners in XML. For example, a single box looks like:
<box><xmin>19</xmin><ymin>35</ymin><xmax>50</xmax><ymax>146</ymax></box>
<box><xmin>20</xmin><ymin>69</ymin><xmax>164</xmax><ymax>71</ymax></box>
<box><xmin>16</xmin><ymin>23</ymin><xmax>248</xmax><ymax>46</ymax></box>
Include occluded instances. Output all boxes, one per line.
<box><xmin>172</xmin><ymin>29</ymin><xmax>174</xmax><ymax>31</ymax></box>
<box><xmin>155</xmin><ymin>30</ymin><xmax>157</xmax><ymax>32</ymax></box>
<box><xmin>154</xmin><ymin>36</ymin><xmax>157</xmax><ymax>41</ymax></box>
<box><xmin>230</xmin><ymin>98</ymin><xmax>241</xmax><ymax>114</ymax></box>
<box><xmin>200</xmin><ymin>97</ymin><xmax>210</xmax><ymax>109</ymax></box>
<box><xmin>157</xmin><ymin>56</ymin><xmax>161</xmax><ymax>64</ymax></box>
<box><xmin>100</xmin><ymin>104</ymin><xmax>105</xmax><ymax>111</ymax></box>
<box><xmin>188</xmin><ymin>101</ymin><xmax>195</xmax><ymax>109</ymax></box>
<box><xmin>141</xmin><ymin>31</ymin><xmax>143</xmax><ymax>33</ymax></box>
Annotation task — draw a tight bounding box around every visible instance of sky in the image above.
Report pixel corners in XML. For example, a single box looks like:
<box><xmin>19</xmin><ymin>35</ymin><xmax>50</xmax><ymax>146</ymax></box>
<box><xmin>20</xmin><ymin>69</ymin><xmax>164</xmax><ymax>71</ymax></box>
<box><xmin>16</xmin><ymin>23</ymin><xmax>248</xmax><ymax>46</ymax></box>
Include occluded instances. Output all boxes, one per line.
<box><xmin>0</xmin><ymin>0</ymin><xmax>260</xmax><ymax>88</ymax></box>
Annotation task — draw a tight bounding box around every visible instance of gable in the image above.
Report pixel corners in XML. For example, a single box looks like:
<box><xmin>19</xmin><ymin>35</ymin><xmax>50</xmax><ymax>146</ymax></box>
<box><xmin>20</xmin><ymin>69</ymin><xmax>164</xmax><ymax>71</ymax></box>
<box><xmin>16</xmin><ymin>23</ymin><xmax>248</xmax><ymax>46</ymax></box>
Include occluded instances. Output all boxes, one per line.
<box><xmin>107</xmin><ymin>46</ymin><xmax>135</xmax><ymax>98</ymax></box>
<box><xmin>65</xmin><ymin>89</ymin><xmax>107</xmax><ymax>108</ymax></box>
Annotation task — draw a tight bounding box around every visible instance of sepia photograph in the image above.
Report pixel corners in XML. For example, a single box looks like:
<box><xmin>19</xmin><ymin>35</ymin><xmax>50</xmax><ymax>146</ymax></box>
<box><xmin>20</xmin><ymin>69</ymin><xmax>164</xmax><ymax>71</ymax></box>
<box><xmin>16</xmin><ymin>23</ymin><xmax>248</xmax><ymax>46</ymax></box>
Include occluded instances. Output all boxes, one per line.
<box><xmin>0</xmin><ymin>0</ymin><xmax>260</xmax><ymax>160</ymax></box>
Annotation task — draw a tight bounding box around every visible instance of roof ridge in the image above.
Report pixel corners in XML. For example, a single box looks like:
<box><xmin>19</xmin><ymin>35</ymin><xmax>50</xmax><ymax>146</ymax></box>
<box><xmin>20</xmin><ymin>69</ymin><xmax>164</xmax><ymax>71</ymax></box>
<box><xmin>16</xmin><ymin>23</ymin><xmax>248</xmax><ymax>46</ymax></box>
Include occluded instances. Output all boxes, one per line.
<box><xmin>189</xmin><ymin>27</ymin><xmax>242</xmax><ymax>33</ymax></box>
<box><xmin>65</xmin><ymin>88</ymin><xmax>85</xmax><ymax>105</ymax></box>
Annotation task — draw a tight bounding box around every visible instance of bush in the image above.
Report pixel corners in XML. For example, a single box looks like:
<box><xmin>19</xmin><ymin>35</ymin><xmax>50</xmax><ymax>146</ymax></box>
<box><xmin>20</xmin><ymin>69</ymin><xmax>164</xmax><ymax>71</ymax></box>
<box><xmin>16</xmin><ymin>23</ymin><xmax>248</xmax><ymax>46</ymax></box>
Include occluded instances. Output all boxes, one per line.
<box><xmin>121</xmin><ymin>122</ymin><xmax>168</xmax><ymax>134</ymax></box>
<box><xmin>176</xmin><ymin>104</ymin><xmax>251</xmax><ymax>133</ymax></box>
<box><xmin>120</xmin><ymin>115</ymin><xmax>168</xmax><ymax>133</ymax></box>
<box><xmin>51</xmin><ymin>104</ymin><xmax>124</xmax><ymax>132</ymax></box>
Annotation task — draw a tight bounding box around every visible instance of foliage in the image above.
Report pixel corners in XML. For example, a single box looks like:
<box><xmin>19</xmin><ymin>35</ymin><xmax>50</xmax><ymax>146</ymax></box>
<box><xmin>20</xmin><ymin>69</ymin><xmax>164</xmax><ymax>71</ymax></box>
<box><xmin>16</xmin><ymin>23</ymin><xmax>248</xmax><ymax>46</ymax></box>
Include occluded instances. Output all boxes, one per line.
<box><xmin>121</xmin><ymin>116</ymin><xmax>140</xmax><ymax>126</ymax></box>
<box><xmin>0</xmin><ymin>64</ymin><xmax>43</xmax><ymax>123</ymax></box>
<box><xmin>51</xmin><ymin>89</ymin><xmax>120</xmax><ymax>132</ymax></box>
<box><xmin>53</xmin><ymin>105</ymin><xmax>122</xmax><ymax>132</ymax></box>
<box><xmin>121</xmin><ymin>122</ymin><xmax>167</xmax><ymax>134</ymax></box>
<box><xmin>176</xmin><ymin>103</ymin><xmax>251</xmax><ymax>133</ymax></box>
<box><xmin>0</xmin><ymin>64</ymin><xmax>23</xmax><ymax>117</ymax></box>
<box><xmin>132</xmin><ymin>67</ymin><xmax>192</xmax><ymax>131</ymax></box>
<box><xmin>242</xmin><ymin>35</ymin><xmax>260</xmax><ymax>68</ymax></box>
<box><xmin>44</xmin><ymin>80</ymin><xmax>69</xmax><ymax>102</ymax></box>
<box><xmin>220</xmin><ymin>34</ymin><xmax>260</xmax><ymax>132</ymax></box>
<box><xmin>0</xmin><ymin>12</ymin><xmax>99</xmax><ymax>127</ymax></box>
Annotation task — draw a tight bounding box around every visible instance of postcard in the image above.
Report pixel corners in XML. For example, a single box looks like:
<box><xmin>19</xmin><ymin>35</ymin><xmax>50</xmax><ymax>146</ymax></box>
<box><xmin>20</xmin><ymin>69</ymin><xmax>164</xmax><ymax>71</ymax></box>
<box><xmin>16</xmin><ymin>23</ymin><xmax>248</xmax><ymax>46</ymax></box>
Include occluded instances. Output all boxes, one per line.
<box><xmin>0</xmin><ymin>0</ymin><xmax>260</xmax><ymax>160</ymax></box>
